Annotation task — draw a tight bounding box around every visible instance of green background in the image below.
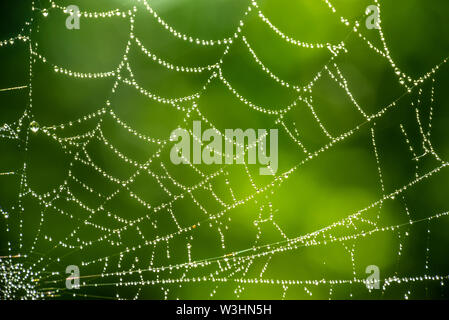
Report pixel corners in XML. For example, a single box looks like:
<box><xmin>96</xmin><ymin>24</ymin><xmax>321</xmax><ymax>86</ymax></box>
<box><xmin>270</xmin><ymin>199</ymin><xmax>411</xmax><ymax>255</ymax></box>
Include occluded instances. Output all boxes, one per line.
<box><xmin>1</xmin><ymin>0</ymin><xmax>449</xmax><ymax>299</ymax></box>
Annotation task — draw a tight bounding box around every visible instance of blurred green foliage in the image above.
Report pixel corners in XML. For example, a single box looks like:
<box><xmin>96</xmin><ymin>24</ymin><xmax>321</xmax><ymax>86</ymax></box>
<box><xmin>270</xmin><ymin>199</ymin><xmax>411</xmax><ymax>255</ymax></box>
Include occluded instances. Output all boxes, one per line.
<box><xmin>1</xmin><ymin>0</ymin><xmax>449</xmax><ymax>299</ymax></box>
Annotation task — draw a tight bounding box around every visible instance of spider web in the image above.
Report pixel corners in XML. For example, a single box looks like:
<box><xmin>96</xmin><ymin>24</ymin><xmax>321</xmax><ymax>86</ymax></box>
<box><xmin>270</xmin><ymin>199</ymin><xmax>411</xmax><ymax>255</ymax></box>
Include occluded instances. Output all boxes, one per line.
<box><xmin>1</xmin><ymin>0</ymin><xmax>449</xmax><ymax>300</ymax></box>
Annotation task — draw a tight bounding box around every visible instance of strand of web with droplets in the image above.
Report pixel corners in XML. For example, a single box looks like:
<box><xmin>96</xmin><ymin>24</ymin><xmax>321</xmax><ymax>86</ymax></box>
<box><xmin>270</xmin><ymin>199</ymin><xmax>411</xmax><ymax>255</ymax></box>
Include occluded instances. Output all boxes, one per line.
<box><xmin>41</xmin><ymin>206</ymin><xmax>449</xmax><ymax>293</ymax></box>
<box><xmin>6</xmin><ymin>0</ymin><xmax>448</xmax><ymax>300</ymax></box>
<box><xmin>25</xmin><ymin>4</ymin><xmax>252</xmax><ymax>278</ymax></box>
<box><xmin>33</xmin><ymin>51</ymin><xmax>448</xmax><ymax>284</ymax></box>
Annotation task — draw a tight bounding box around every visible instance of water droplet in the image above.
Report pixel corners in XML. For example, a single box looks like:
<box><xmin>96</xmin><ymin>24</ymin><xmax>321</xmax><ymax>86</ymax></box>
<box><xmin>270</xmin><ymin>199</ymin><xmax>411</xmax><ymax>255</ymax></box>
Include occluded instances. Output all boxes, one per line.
<box><xmin>30</xmin><ymin>121</ymin><xmax>39</xmax><ymax>133</ymax></box>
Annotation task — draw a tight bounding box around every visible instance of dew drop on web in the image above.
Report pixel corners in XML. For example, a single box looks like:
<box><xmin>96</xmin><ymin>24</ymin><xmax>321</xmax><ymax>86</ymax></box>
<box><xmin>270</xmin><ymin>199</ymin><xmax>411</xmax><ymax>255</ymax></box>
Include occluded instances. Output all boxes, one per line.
<box><xmin>29</xmin><ymin>121</ymin><xmax>39</xmax><ymax>133</ymax></box>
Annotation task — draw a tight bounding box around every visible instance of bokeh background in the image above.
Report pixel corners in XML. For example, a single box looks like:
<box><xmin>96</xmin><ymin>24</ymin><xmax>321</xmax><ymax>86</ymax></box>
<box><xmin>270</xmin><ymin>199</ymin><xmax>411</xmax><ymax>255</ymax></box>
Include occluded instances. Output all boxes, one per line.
<box><xmin>1</xmin><ymin>0</ymin><xmax>449</xmax><ymax>299</ymax></box>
